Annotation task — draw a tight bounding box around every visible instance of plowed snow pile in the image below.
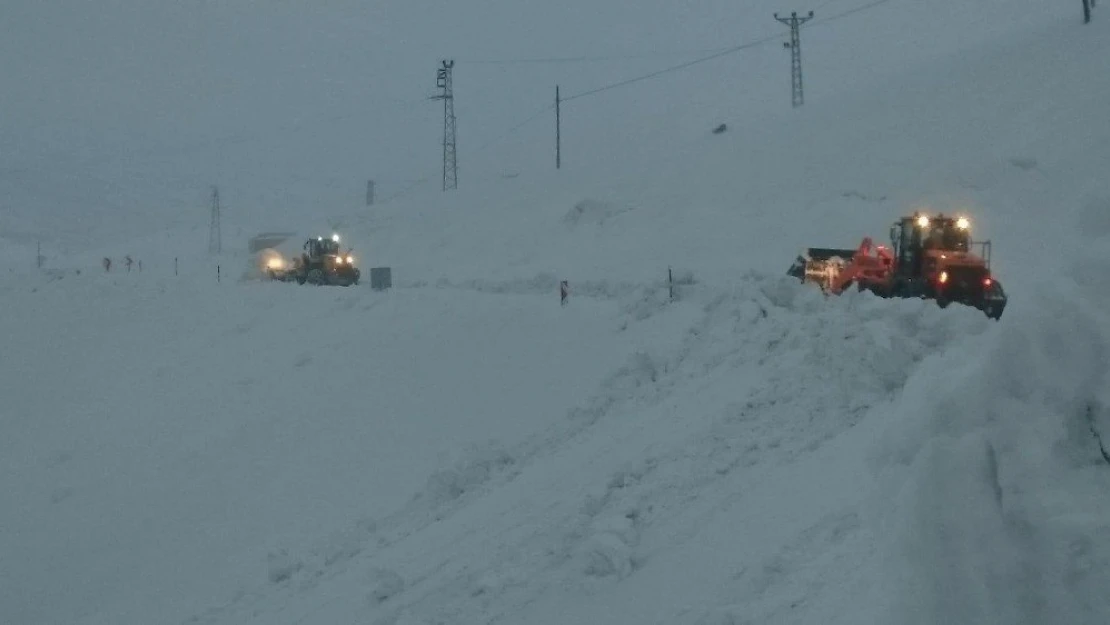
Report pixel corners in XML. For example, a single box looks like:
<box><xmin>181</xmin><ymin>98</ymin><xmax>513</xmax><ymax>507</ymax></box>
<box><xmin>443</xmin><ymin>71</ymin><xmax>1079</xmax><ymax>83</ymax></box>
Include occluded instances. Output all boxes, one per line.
<box><xmin>180</xmin><ymin>276</ymin><xmax>997</xmax><ymax>625</ymax></box>
<box><xmin>868</xmin><ymin>198</ymin><xmax>1110</xmax><ymax>625</ymax></box>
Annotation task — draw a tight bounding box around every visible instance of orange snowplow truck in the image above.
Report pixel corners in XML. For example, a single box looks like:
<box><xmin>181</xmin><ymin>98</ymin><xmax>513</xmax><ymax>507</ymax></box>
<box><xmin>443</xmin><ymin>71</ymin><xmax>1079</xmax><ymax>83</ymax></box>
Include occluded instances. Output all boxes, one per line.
<box><xmin>787</xmin><ymin>212</ymin><xmax>1007</xmax><ymax>319</ymax></box>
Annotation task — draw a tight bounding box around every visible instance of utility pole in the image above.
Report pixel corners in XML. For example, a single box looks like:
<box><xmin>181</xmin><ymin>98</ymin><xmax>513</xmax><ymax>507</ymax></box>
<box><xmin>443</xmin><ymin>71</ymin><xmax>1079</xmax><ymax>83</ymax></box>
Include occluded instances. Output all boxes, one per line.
<box><xmin>555</xmin><ymin>85</ymin><xmax>562</xmax><ymax>170</ymax></box>
<box><xmin>774</xmin><ymin>11</ymin><xmax>814</xmax><ymax>108</ymax></box>
<box><xmin>429</xmin><ymin>60</ymin><xmax>458</xmax><ymax>191</ymax></box>
<box><xmin>208</xmin><ymin>185</ymin><xmax>222</xmax><ymax>255</ymax></box>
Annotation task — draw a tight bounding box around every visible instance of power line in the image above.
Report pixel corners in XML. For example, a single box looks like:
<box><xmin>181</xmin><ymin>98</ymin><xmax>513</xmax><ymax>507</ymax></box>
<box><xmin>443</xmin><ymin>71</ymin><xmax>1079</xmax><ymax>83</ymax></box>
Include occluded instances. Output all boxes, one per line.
<box><xmin>471</xmin><ymin>104</ymin><xmax>555</xmax><ymax>154</ymax></box>
<box><xmin>806</xmin><ymin>0</ymin><xmax>899</xmax><ymax>28</ymax></box>
<box><xmin>452</xmin><ymin>0</ymin><xmax>854</xmax><ymax>67</ymax></box>
<box><xmin>812</xmin><ymin>0</ymin><xmax>848</xmax><ymax>12</ymax></box>
<box><xmin>375</xmin><ymin>104</ymin><xmax>553</xmax><ymax>202</ymax></box>
<box><xmin>557</xmin><ymin>0</ymin><xmax>901</xmax><ymax>103</ymax></box>
<box><xmin>562</xmin><ymin>34</ymin><xmax>782</xmax><ymax>102</ymax></box>
<box><xmin>458</xmin><ymin>47</ymin><xmax>739</xmax><ymax>66</ymax></box>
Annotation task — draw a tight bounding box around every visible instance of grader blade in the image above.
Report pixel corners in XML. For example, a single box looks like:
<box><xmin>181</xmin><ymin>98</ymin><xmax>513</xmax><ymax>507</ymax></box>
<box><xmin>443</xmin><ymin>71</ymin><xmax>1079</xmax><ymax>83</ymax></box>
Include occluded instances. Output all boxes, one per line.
<box><xmin>787</xmin><ymin>247</ymin><xmax>857</xmax><ymax>292</ymax></box>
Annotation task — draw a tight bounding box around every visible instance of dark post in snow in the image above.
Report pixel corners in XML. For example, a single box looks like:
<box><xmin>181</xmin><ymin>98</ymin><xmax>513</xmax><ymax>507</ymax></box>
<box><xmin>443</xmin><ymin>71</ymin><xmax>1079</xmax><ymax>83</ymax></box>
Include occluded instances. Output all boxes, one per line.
<box><xmin>175</xmin><ymin>257</ymin><xmax>178</xmax><ymax>276</ymax></box>
<box><xmin>366</xmin><ymin>179</ymin><xmax>375</xmax><ymax>206</ymax></box>
<box><xmin>555</xmin><ymin>85</ymin><xmax>562</xmax><ymax>170</ymax></box>
<box><xmin>668</xmin><ymin>266</ymin><xmax>674</xmax><ymax>302</ymax></box>
<box><xmin>36</xmin><ymin>241</ymin><xmax>42</xmax><ymax>269</ymax></box>
<box><xmin>1084</xmin><ymin>0</ymin><xmax>1092</xmax><ymax>23</ymax></box>
<box><xmin>208</xmin><ymin>185</ymin><xmax>222</xmax><ymax>255</ymax></box>
<box><xmin>560</xmin><ymin>280</ymin><xmax>569</xmax><ymax>306</ymax></box>
<box><xmin>774</xmin><ymin>11</ymin><xmax>815</xmax><ymax>108</ymax></box>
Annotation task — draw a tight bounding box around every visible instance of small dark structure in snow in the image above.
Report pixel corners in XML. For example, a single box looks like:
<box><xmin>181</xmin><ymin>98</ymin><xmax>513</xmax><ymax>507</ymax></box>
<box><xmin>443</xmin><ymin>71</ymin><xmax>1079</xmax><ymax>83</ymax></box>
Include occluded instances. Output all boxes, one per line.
<box><xmin>370</xmin><ymin>267</ymin><xmax>392</xmax><ymax>290</ymax></box>
<box><xmin>712</xmin><ymin>123</ymin><xmax>728</xmax><ymax>135</ymax></box>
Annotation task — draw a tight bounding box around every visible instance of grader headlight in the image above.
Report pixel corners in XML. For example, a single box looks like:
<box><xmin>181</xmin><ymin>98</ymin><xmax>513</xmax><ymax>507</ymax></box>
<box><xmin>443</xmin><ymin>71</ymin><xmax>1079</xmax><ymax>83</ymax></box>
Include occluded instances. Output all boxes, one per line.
<box><xmin>916</xmin><ymin>215</ymin><xmax>930</xmax><ymax>228</ymax></box>
<box><xmin>956</xmin><ymin>217</ymin><xmax>970</xmax><ymax>230</ymax></box>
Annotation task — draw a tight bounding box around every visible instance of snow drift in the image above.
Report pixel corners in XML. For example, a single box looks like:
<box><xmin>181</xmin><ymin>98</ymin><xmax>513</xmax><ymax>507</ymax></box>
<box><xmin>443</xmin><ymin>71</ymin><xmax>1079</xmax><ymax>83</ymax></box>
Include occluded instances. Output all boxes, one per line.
<box><xmin>869</xmin><ymin>197</ymin><xmax>1110</xmax><ymax>625</ymax></box>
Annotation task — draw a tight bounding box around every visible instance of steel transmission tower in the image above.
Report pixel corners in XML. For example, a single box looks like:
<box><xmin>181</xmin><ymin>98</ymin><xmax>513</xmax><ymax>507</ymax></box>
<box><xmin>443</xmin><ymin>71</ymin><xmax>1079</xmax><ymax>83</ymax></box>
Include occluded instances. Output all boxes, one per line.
<box><xmin>775</xmin><ymin>11</ymin><xmax>814</xmax><ymax>108</ymax></box>
<box><xmin>208</xmin><ymin>185</ymin><xmax>222</xmax><ymax>254</ymax></box>
<box><xmin>430</xmin><ymin>60</ymin><xmax>458</xmax><ymax>191</ymax></box>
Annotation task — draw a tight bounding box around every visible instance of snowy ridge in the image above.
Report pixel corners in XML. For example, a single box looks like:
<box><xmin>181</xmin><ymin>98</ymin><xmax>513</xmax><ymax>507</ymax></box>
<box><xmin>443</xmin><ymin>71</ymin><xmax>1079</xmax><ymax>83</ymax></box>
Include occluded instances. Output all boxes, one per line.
<box><xmin>869</xmin><ymin>199</ymin><xmax>1110</xmax><ymax>625</ymax></box>
<box><xmin>180</xmin><ymin>275</ymin><xmax>994</xmax><ymax>625</ymax></box>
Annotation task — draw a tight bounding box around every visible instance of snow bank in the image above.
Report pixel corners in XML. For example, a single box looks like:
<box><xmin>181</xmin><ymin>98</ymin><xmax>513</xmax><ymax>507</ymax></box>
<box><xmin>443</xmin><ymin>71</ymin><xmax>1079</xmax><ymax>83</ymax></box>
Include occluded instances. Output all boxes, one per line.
<box><xmin>871</xmin><ymin>196</ymin><xmax>1110</xmax><ymax>624</ymax></box>
<box><xmin>422</xmin><ymin>441</ymin><xmax>518</xmax><ymax>507</ymax></box>
<box><xmin>179</xmin><ymin>270</ymin><xmax>1005</xmax><ymax>625</ymax></box>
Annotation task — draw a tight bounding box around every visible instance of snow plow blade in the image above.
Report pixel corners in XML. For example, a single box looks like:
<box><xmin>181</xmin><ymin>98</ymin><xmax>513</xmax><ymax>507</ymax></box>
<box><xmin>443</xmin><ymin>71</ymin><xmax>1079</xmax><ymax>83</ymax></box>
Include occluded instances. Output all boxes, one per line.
<box><xmin>786</xmin><ymin>247</ymin><xmax>857</xmax><ymax>291</ymax></box>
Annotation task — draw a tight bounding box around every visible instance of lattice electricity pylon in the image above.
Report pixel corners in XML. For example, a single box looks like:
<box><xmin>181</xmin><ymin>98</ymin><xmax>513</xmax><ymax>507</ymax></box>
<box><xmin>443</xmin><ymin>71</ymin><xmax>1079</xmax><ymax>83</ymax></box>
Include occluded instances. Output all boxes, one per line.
<box><xmin>429</xmin><ymin>60</ymin><xmax>458</xmax><ymax>191</ymax></box>
<box><xmin>774</xmin><ymin>11</ymin><xmax>814</xmax><ymax>108</ymax></box>
<box><xmin>208</xmin><ymin>185</ymin><xmax>222</xmax><ymax>254</ymax></box>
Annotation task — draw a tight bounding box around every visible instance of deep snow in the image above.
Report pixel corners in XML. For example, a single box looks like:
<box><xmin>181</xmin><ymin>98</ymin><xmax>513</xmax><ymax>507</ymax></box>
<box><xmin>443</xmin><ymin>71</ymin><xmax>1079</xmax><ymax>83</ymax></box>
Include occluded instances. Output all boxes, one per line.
<box><xmin>3</xmin><ymin>1</ymin><xmax>1110</xmax><ymax>624</ymax></box>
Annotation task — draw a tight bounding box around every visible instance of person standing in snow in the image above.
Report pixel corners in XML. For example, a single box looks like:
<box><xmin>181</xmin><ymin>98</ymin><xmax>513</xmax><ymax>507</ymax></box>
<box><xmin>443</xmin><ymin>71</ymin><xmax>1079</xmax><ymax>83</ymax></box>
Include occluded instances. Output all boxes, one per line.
<box><xmin>125</xmin><ymin>255</ymin><xmax>133</xmax><ymax>273</ymax></box>
<box><xmin>103</xmin><ymin>257</ymin><xmax>111</xmax><ymax>272</ymax></box>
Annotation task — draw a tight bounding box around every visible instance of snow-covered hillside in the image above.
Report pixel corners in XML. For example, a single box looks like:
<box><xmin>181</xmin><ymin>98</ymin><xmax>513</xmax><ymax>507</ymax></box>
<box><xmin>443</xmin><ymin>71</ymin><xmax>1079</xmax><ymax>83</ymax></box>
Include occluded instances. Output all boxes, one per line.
<box><xmin>4</xmin><ymin>1</ymin><xmax>1110</xmax><ymax>624</ymax></box>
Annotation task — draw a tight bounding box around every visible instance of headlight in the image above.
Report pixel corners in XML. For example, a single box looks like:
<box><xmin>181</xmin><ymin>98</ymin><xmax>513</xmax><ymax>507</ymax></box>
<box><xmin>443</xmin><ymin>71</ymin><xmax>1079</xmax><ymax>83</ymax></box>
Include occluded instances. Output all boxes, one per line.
<box><xmin>916</xmin><ymin>215</ymin><xmax>929</xmax><ymax>228</ymax></box>
<box><xmin>939</xmin><ymin>271</ymin><xmax>948</xmax><ymax>284</ymax></box>
<box><xmin>334</xmin><ymin>256</ymin><xmax>344</xmax><ymax>264</ymax></box>
<box><xmin>267</xmin><ymin>258</ymin><xmax>284</xmax><ymax>269</ymax></box>
<box><xmin>956</xmin><ymin>217</ymin><xmax>970</xmax><ymax>230</ymax></box>
<box><xmin>332</xmin><ymin>234</ymin><xmax>340</xmax><ymax>243</ymax></box>
<box><xmin>345</xmin><ymin>255</ymin><xmax>354</xmax><ymax>264</ymax></box>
